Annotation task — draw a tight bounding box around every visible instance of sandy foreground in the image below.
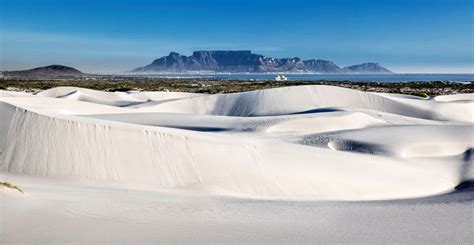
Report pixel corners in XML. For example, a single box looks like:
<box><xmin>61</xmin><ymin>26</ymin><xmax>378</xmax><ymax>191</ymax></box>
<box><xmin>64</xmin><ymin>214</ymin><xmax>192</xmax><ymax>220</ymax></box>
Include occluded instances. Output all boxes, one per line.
<box><xmin>0</xmin><ymin>85</ymin><xmax>473</xmax><ymax>243</ymax></box>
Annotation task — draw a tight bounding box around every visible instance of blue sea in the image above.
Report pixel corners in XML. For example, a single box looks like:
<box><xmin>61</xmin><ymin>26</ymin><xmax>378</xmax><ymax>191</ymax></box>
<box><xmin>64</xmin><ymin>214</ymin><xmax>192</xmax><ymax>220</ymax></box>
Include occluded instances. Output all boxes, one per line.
<box><xmin>140</xmin><ymin>73</ymin><xmax>474</xmax><ymax>82</ymax></box>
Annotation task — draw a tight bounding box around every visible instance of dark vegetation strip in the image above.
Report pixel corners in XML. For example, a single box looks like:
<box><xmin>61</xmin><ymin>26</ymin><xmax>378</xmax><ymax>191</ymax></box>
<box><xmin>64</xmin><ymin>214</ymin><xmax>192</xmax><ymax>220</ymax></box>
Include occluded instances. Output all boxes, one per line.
<box><xmin>1</xmin><ymin>78</ymin><xmax>473</xmax><ymax>96</ymax></box>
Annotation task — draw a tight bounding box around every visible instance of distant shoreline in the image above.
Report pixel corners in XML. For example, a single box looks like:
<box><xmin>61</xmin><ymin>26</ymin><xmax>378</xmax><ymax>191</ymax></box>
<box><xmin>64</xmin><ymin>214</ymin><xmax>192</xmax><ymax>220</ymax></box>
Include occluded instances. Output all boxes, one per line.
<box><xmin>2</xmin><ymin>78</ymin><xmax>473</xmax><ymax>96</ymax></box>
<box><xmin>1</xmin><ymin>73</ymin><xmax>473</xmax><ymax>83</ymax></box>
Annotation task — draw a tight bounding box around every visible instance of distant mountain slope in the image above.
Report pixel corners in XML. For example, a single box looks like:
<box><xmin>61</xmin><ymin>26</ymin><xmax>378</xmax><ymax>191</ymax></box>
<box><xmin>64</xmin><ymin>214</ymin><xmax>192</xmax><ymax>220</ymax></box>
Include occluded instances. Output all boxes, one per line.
<box><xmin>4</xmin><ymin>65</ymin><xmax>84</xmax><ymax>77</ymax></box>
<box><xmin>344</xmin><ymin>63</ymin><xmax>393</xmax><ymax>74</ymax></box>
<box><xmin>303</xmin><ymin>59</ymin><xmax>343</xmax><ymax>73</ymax></box>
<box><xmin>131</xmin><ymin>50</ymin><xmax>393</xmax><ymax>74</ymax></box>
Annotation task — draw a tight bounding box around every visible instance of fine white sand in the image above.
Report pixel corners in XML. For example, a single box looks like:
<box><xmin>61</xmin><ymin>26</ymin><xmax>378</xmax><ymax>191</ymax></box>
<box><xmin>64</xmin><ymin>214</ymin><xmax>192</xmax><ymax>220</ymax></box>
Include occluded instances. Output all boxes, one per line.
<box><xmin>1</xmin><ymin>85</ymin><xmax>473</xmax><ymax>243</ymax></box>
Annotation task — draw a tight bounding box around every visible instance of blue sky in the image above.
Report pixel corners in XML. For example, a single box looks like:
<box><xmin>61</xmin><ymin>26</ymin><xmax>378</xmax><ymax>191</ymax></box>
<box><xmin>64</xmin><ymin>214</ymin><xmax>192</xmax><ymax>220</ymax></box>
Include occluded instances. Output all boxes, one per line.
<box><xmin>1</xmin><ymin>0</ymin><xmax>473</xmax><ymax>73</ymax></box>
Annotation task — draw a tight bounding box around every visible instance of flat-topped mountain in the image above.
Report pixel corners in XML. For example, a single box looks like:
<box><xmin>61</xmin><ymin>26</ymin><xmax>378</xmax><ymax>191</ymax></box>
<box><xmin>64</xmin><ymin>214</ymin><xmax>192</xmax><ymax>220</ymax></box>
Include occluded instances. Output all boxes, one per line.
<box><xmin>131</xmin><ymin>50</ymin><xmax>392</xmax><ymax>74</ymax></box>
<box><xmin>4</xmin><ymin>65</ymin><xmax>84</xmax><ymax>77</ymax></box>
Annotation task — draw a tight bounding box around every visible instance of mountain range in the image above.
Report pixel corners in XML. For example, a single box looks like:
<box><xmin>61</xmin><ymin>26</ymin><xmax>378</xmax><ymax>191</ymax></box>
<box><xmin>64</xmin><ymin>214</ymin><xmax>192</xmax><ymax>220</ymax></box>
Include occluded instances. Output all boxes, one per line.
<box><xmin>132</xmin><ymin>50</ymin><xmax>393</xmax><ymax>74</ymax></box>
<box><xmin>1</xmin><ymin>51</ymin><xmax>393</xmax><ymax>78</ymax></box>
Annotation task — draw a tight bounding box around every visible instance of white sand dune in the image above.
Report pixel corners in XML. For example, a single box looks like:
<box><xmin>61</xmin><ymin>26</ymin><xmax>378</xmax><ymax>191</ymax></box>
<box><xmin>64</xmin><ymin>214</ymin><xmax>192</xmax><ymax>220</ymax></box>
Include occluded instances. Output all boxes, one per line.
<box><xmin>37</xmin><ymin>86</ymin><xmax>203</xmax><ymax>107</ymax></box>
<box><xmin>0</xmin><ymin>90</ymin><xmax>33</xmax><ymax>97</ymax></box>
<box><xmin>1</xmin><ymin>85</ymin><xmax>473</xmax><ymax>243</ymax></box>
<box><xmin>126</xmin><ymin>85</ymin><xmax>473</xmax><ymax>122</ymax></box>
<box><xmin>435</xmin><ymin>93</ymin><xmax>474</xmax><ymax>102</ymax></box>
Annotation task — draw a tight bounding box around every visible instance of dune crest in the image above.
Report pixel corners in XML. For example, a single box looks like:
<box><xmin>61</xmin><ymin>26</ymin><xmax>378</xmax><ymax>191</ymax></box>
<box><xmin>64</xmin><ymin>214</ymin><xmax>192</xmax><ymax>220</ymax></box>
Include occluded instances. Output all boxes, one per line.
<box><xmin>1</xmin><ymin>86</ymin><xmax>473</xmax><ymax>201</ymax></box>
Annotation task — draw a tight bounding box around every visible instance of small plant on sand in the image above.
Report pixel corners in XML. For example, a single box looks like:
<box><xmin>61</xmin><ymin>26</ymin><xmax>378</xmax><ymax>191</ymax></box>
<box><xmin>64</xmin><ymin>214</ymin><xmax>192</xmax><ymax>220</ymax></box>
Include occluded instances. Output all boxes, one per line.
<box><xmin>0</xmin><ymin>181</ymin><xmax>24</xmax><ymax>194</ymax></box>
<box><xmin>409</xmin><ymin>91</ymin><xmax>429</xmax><ymax>98</ymax></box>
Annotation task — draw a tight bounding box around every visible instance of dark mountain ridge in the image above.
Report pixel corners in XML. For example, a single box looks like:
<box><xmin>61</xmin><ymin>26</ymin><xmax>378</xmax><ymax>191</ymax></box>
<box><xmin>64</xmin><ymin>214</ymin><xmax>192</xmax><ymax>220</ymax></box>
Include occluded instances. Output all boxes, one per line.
<box><xmin>4</xmin><ymin>65</ymin><xmax>84</xmax><ymax>77</ymax></box>
<box><xmin>132</xmin><ymin>50</ymin><xmax>392</xmax><ymax>74</ymax></box>
<box><xmin>343</xmin><ymin>63</ymin><xmax>392</xmax><ymax>74</ymax></box>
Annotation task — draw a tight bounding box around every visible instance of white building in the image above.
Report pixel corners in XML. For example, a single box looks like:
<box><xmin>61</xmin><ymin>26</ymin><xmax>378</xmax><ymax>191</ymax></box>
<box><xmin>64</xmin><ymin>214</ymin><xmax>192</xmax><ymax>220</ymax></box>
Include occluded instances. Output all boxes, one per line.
<box><xmin>274</xmin><ymin>75</ymin><xmax>288</xmax><ymax>81</ymax></box>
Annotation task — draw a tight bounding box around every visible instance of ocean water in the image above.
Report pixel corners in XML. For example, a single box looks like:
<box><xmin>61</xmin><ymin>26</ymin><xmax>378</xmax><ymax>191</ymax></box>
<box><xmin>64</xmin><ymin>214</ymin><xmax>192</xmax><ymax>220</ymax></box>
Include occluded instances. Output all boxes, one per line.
<box><xmin>142</xmin><ymin>73</ymin><xmax>473</xmax><ymax>82</ymax></box>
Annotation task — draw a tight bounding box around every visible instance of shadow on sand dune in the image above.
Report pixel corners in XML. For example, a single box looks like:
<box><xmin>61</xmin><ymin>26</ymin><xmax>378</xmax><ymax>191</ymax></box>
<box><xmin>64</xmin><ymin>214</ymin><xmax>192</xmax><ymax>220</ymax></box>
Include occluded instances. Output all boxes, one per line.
<box><xmin>291</xmin><ymin>107</ymin><xmax>345</xmax><ymax>115</ymax></box>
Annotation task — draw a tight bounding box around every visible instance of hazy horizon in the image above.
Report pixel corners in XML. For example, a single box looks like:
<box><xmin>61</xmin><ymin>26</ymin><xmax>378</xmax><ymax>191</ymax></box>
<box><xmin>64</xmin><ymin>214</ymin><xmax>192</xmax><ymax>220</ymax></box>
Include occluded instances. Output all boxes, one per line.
<box><xmin>1</xmin><ymin>0</ymin><xmax>473</xmax><ymax>74</ymax></box>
